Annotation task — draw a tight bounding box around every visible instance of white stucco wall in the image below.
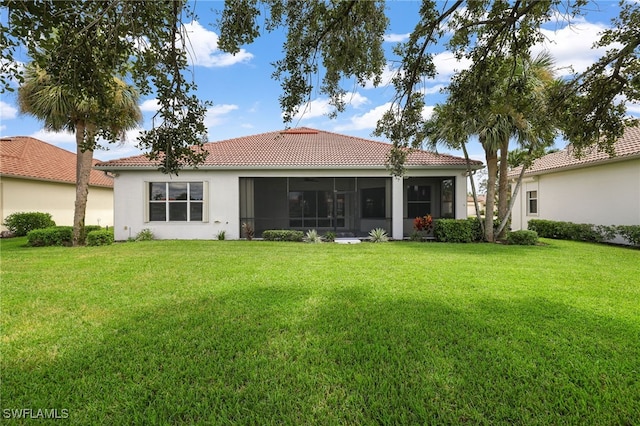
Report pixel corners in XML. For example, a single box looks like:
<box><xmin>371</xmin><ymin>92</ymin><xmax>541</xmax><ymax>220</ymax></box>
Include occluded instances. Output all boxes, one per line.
<box><xmin>511</xmin><ymin>158</ymin><xmax>640</xmax><ymax>230</ymax></box>
<box><xmin>0</xmin><ymin>176</ymin><xmax>113</xmax><ymax>230</ymax></box>
<box><xmin>111</xmin><ymin>167</ymin><xmax>471</xmax><ymax>240</ymax></box>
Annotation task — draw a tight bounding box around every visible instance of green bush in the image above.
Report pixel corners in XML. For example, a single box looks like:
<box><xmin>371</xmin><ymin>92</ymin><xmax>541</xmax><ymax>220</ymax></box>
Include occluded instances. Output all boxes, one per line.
<box><xmin>262</xmin><ymin>230</ymin><xmax>304</xmax><ymax>242</ymax></box>
<box><xmin>27</xmin><ymin>226</ymin><xmax>73</xmax><ymax>247</ymax></box>
<box><xmin>135</xmin><ymin>228</ymin><xmax>154</xmax><ymax>241</ymax></box>
<box><xmin>528</xmin><ymin>219</ymin><xmax>640</xmax><ymax>246</ymax></box>
<box><xmin>507</xmin><ymin>230</ymin><xmax>539</xmax><ymax>245</ymax></box>
<box><xmin>3</xmin><ymin>212</ymin><xmax>56</xmax><ymax>236</ymax></box>
<box><xmin>617</xmin><ymin>225</ymin><xmax>640</xmax><ymax>246</ymax></box>
<box><xmin>87</xmin><ymin>229</ymin><xmax>114</xmax><ymax>246</ymax></box>
<box><xmin>467</xmin><ymin>217</ymin><xmax>484</xmax><ymax>242</ymax></box>
<box><xmin>323</xmin><ymin>231</ymin><xmax>336</xmax><ymax>242</ymax></box>
<box><xmin>527</xmin><ymin>219</ymin><xmax>568</xmax><ymax>239</ymax></box>
<box><xmin>433</xmin><ymin>219</ymin><xmax>473</xmax><ymax>243</ymax></box>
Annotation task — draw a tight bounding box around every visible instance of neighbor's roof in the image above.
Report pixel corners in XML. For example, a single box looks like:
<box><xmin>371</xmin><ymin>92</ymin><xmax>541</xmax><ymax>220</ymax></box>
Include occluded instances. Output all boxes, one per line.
<box><xmin>95</xmin><ymin>127</ymin><xmax>483</xmax><ymax>170</ymax></box>
<box><xmin>509</xmin><ymin>126</ymin><xmax>640</xmax><ymax>178</ymax></box>
<box><xmin>0</xmin><ymin>136</ymin><xmax>114</xmax><ymax>187</ymax></box>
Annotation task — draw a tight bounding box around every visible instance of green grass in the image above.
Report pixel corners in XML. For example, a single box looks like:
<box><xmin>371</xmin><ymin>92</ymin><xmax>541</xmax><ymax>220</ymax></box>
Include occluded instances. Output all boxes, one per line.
<box><xmin>1</xmin><ymin>238</ymin><xmax>639</xmax><ymax>424</ymax></box>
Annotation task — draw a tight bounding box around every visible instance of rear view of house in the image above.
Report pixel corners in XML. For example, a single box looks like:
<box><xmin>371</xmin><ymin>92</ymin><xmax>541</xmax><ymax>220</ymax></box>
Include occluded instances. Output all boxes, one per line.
<box><xmin>509</xmin><ymin>126</ymin><xmax>640</xmax><ymax>231</ymax></box>
<box><xmin>96</xmin><ymin>128</ymin><xmax>483</xmax><ymax>240</ymax></box>
<box><xmin>0</xmin><ymin>136</ymin><xmax>114</xmax><ymax>230</ymax></box>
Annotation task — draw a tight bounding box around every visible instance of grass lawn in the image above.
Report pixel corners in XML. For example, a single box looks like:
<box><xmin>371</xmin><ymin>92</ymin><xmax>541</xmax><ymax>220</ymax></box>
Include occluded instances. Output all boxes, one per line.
<box><xmin>1</xmin><ymin>237</ymin><xmax>639</xmax><ymax>424</ymax></box>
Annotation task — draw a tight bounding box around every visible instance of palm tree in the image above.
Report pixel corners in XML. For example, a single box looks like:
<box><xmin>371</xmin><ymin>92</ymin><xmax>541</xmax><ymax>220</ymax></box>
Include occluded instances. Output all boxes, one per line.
<box><xmin>18</xmin><ymin>63</ymin><xmax>142</xmax><ymax>246</ymax></box>
<box><xmin>425</xmin><ymin>52</ymin><xmax>557</xmax><ymax>242</ymax></box>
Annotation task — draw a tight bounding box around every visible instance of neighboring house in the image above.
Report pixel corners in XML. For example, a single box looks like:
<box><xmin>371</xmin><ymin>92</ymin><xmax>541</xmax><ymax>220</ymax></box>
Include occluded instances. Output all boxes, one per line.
<box><xmin>467</xmin><ymin>194</ymin><xmax>486</xmax><ymax>218</ymax></box>
<box><xmin>509</xmin><ymin>126</ymin><xmax>640</xmax><ymax>232</ymax></box>
<box><xmin>0</xmin><ymin>136</ymin><xmax>114</xmax><ymax>230</ymax></box>
<box><xmin>95</xmin><ymin>127</ymin><xmax>483</xmax><ymax>240</ymax></box>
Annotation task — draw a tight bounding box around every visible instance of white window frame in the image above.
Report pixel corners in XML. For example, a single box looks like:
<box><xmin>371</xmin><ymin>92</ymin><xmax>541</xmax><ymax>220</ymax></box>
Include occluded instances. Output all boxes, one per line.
<box><xmin>144</xmin><ymin>181</ymin><xmax>209</xmax><ymax>223</ymax></box>
<box><xmin>526</xmin><ymin>190</ymin><xmax>538</xmax><ymax>216</ymax></box>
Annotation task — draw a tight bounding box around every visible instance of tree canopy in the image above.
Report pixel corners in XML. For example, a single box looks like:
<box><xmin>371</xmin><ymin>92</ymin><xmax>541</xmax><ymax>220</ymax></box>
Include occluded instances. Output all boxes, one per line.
<box><xmin>218</xmin><ymin>0</ymin><xmax>639</xmax><ymax>169</ymax></box>
<box><xmin>1</xmin><ymin>0</ymin><xmax>209</xmax><ymax>174</ymax></box>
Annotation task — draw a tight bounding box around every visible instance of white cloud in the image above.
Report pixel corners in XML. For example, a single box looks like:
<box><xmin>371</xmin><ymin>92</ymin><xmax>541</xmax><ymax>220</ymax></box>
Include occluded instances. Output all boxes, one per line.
<box><xmin>29</xmin><ymin>129</ymin><xmax>76</xmax><ymax>146</ymax></box>
<box><xmin>293</xmin><ymin>93</ymin><xmax>370</xmax><ymax>120</ymax></box>
<box><xmin>534</xmin><ymin>19</ymin><xmax>611</xmax><ymax>75</ymax></box>
<box><xmin>26</xmin><ymin>127</ymin><xmax>146</xmax><ymax>160</ymax></box>
<box><xmin>625</xmin><ymin>101</ymin><xmax>640</xmax><ymax>117</ymax></box>
<box><xmin>334</xmin><ymin>102</ymin><xmax>392</xmax><ymax>131</ymax></box>
<box><xmin>182</xmin><ymin>21</ymin><xmax>253</xmax><ymax>67</ymax></box>
<box><xmin>204</xmin><ymin>104</ymin><xmax>239</xmax><ymax>127</ymax></box>
<box><xmin>384</xmin><ymin>33</ymin><xmax>410</xmax><ymax>43</ymax></box>
<box><xmin>0</xmin><ymin>101</ymin><xmax>18</xmax><ymax>120</ymax></box>
<box><xmin>364</xmin><ymin>63</ymin><xmax>400</xmax><ymax>89</ymax></box>
<box><xmin>424</xmin><ymin>84</ymin><xmax>446</xmax><ymax>95</ymax></box>
<box><xmin>335</xmin><ymin>101</ymin><xmax>435</xmax><ymax>132</ymax></box>
<box><xmin>432</xmin><ymin>51</ymin><xmax>472</xmax><ymax>81</ymax></box>
<box><xmin>139</xmin><ymin>99</ymin><xmax>160</xmax><ymax>112</ymax></box>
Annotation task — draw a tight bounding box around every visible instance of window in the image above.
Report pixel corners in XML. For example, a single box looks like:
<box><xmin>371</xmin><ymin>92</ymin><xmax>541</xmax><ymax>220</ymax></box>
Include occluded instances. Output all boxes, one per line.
<box><xmin>441</xmin><ymin>179</ymin><xmax>454</xmax><ymax>218</ymax></box>
<box><xmin>362</xmin><ymin>187</ymin><xmax>386</xmax><ymax>218</ymax></box>
<box><xmin>527</xmin><ymin>190</ymin><xmax>538</xmax><ymax>215</ymax></box>
<box><xmin>407</xmin><ymin>185</ymin><xmax>431</xmax><ymax>218</ymax></box>
<box><xmin>148</xmin><ymin>182</ymin><xmax>205</xmax><ymax>222</ymax></box>
<box><xmin>289</xmin><ymin>190</ymin><xmax>343</xmax><ymax>228</ymax></box>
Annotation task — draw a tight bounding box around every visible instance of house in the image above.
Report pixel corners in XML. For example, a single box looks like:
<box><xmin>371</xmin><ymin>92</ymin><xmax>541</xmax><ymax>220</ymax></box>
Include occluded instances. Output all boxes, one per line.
<box><xmin>95</xmin><ymin>128</ymin><xmax>483</xmax><ymax>241</ymax></box>
<box><xmin>508</xmin><ymin>126</ymin><xmax>640</xmax><ymax>231</ymax></box>
<box><xmin>0</xmin><ymin>136</ymin><xmax>114</xmax><ymax>230</ymax></box>
<box><xmin>467</xmin><ymin>194</ymin><xmax>486</xmax><ymax>218</ymax></box>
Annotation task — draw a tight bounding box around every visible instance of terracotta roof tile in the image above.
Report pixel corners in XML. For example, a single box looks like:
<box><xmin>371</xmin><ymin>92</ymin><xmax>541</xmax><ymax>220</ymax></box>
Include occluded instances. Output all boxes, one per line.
<box><xmin>96</xmin><ymin>127</ymin><xmax>482</xmax><ymax>169</ymax></box>
<box><xmin>508</xmin><ymin>126</ymin><xmax>640</xmax><ymax>178</ymax></box>
<box><xmin>0</xmin><ymin>136</ymin><xmax>114</xmax><ymax>187</ymax></box>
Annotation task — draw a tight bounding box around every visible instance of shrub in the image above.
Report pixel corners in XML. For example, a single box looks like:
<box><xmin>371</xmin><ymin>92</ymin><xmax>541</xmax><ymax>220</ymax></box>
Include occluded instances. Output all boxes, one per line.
<box><xmin>135</xmin><ymin>228</ymin><xmax>154</xmax><ymax>241</ymax></box>
<box><xmin>27</xmin><ymin>226</ymin><xmax>73</xmax><ymax>247</ymax></box>
<box><xmin>262</xmin><ymin>230</ymin><xmax>304</xmax><ymax>242</ymax></box>
<box><xmin>304</xmin><ymin>229</ymin><xmax>323</xmax><ymax>243</ymax></box>
<box><xmin>617</xmin><ymin>225</ymin><xmax>640</xmax><ymax>246</ymax></box>
<box><xmin>528</xmin><ymin>219</ymin><xmax>625</xmax><ymax>243</ymax></box>
<box><xmin>368</xmin><ymin>228</ymin><xmax>389</xmax><ymax>243</ymax></box>
<box><xmin>527</xmin><ymin>219</ymin><xmax>573</xmax><ymax>239</ymax></box>
<box><xmin>467</xmin><ymin>217</ymin><xmax>484</xmax><ymax>242</ymax></box>
<box><xmin>323</xmin><ymin>231</ymin><xmax>336</xmax><ymax>242</ymax></box>
<box><xmin>3</xmin><ymin>212</ymin><xmax>55</xmax><ymax>236</ymax></box>
<box><xmin>507</xmin><ymin>230</ymin><xmax>539</xmax><ymax>245</ymax></box>
<box><xmin>216</xmin><ymin>230</ymin><xmax>226</xmax><ymax>241</ymax></box>
<box><xmin>87</xmin><ymin>229</ymin><xmax>114</xmax><ymax>246</ymax></box>
<box><xmin>433</xmin><ymin>219</ymin><xmax>473</xmax><ymax>243</ymax></box>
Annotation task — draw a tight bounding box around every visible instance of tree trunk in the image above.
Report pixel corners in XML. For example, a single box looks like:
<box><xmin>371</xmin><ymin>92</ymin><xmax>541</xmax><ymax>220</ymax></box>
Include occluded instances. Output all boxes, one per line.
<box><xmin>484</xmin><ymin>149</ymin><xmax>498</xmax><ymax>242</ymax></box>
<box><xmin>462</xmin><ymin>142</ymin><xmax>485</xmax><ymax>237</ymax></box>
<box><xmin>72</xmin><ymin>123</ymin><xmax>94</xmax><ymax>246</ymax></box>
<box><xmin>496</xmin><ymin>138</ymin><xmax>509</xmax><ymax>240</ymax></box>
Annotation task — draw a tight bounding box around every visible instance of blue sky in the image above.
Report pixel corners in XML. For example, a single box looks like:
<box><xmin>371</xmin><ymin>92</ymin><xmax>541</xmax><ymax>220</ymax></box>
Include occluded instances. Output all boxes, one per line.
<box><xmin>1</xmin><ymin>0</ymin><xmax>638</xmax><ymax>164</ymax></box>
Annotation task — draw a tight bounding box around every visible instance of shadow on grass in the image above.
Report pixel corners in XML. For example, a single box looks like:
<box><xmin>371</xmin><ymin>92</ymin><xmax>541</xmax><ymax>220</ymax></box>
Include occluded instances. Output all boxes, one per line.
<box><xmin>3</xmin><ymin>286</ymin><xmax>638</xmax><ymax>424</ymax></box>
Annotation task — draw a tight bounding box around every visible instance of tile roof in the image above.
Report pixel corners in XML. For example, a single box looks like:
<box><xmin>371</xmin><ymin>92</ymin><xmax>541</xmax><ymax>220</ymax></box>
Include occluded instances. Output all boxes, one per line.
<box><xmin>508</xmin><ymin>126</ymin><xmax>640</xmax><ymax>178</ymax></box>
<box><xmin>0</xmin><ymin>136</ymin><xmax>114</xmax><ymax>187</ymax></box>
<box><xmin>95</xmin><ymin>127</ymin><xmax>483</xmax><ymax>170</ymax></box>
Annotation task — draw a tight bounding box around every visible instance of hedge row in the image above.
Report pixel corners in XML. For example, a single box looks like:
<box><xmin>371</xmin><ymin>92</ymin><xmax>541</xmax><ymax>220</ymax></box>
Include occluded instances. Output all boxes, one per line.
<box><xmin>433</xmin><ymin>218</ymin><xmax>484</xmax><ymax>243</ymax></box>
<box><xmin>26</xmin><ymin>226</ymin><xmax>112</xmax><ymax>246</ymax></box>
<box><xmin>262</xmin><ymin>230</ymin><xmax>305</xmax><ymax>242</ymax></box>
<box><xmin>528</xmin><ymin>219</ymin><xmax>639</xmax><ymax>246</ymax></box>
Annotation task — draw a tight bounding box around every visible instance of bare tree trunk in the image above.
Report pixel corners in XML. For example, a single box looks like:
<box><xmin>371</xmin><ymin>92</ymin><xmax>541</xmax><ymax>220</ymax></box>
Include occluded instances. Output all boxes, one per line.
<box><xmin>495</xmin><ymin>147</ymin><xmax>534</xmax><ymax>238</ymax></box>
<box><xmin>484</xmin><ymin>150</ymin><xmax>498</xmax><ymax>242</ymax></box>
<box><xmin>461</xmin><ymin>142</ymin><xmax>485</xmax><ymax>237</ymax></box>
<box><xmin>496</xmin><ymin>139</ymin><xmax>509</xmax><ymax>240</ymax></box>
<box><xmin>73</xmin><ymin>123</ymin><xmax>94</xmax><ymax>246</ymax></box>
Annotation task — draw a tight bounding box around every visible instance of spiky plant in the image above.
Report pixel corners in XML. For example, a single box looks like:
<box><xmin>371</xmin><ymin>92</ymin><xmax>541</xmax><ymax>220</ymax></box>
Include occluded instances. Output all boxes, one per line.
<box><xmin>369</xmin><ymin>228</ymin><xmax>389</xmax><ymax>243</ymax></box>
